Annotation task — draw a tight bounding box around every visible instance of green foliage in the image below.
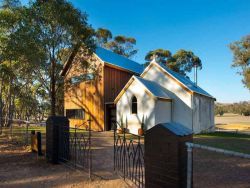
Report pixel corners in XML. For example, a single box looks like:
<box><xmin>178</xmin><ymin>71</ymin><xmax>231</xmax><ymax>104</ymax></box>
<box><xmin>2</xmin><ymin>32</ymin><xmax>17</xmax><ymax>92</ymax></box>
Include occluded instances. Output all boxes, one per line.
<box><xmin>144</xmin><ymin>48</ymin><xmax>202</xmax><ymax>76</ymax></box>
<box><xmin>230</xmin><ymin>35</ymin><xmax>250</xmax><ymax>90</ymax></box>
<box><xmin>215</xmin><ymin>102</ymin><xmax>250</xmax><ymax>116</ymax></box>
<box><xmin>4</xmin><ymin>0</ymin><xmax>95</xmax><ymax>116</ymax></box>
<box><xmin>215</xmin><ymin>105</ymin><xmax>225</xmax><ymax>116</ymax></box>
<box><xmin>95</xmin><ymin>28</ymin><xmax>112</xmax><ymax>46</ymax></box>
<box><xmin>0</xmin><ymin>0</ymin><xmax>95</xmax><ymax>122</ymax></box>
<box><xmin>145</xmin><ymin>49</ymin><xmax>171</xmax><ymax>66</ymax></box>
<box><xmin>106</xmin><ymin>35</ymin><xmax>137</xmax><ymax>58</ymax></box>
<box><xmin>95</xmin><ymin>28</ymin><xmax>137</xmax><ymax>59</ymax></box>
<box><xmin>169</xmin><ymin>50</ymin><xmax>202</xmax><ymax>75</ymax></box>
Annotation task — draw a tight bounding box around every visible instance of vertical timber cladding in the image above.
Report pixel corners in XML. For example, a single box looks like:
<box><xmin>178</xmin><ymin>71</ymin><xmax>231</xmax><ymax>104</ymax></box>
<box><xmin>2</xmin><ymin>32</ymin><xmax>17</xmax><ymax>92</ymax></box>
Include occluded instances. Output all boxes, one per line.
<box><xmin>103</xmin><ymin>65</ymin><xmax>134</xmax><ymax>130</ymax></box>
<box><xmin>64</xmin><ymin>56</ymin><xmax>136</xmax><ymax>131</ymax></box>
<box><xmin>104</xmin><ymin>65</ymin><xmax>133</xmax><ymax>102</ymax></box>
<box><xmin>64</xmin><ymin>56</ymin><xmax>104</xmax><ymax>131</ymax></box>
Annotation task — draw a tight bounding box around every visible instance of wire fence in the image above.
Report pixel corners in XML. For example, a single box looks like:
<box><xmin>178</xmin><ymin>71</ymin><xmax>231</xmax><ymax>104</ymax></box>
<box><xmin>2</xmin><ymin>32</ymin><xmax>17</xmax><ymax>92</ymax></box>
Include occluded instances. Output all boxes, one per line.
<box><xmin>0</xmin><ymin>119</ymin><xmax>46</xmax><ymax>149</ymax></box>
<box><xmin>186</xmin><ymin>142</ymin><xmax>250</xmax><ymax>188</ymax></box>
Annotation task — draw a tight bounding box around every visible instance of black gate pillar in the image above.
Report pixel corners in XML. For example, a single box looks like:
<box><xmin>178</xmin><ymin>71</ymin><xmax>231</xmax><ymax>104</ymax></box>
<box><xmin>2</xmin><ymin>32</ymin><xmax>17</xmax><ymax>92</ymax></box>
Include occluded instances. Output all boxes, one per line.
<box><xmin>46</xmin><ymin>116</ymin><xmax>69</xmax><ymax>164</ymax></box>
<box><xmin>145</xmin><ymin>123</ymin><xmax>193</xmax><ymax>188</ymax></box>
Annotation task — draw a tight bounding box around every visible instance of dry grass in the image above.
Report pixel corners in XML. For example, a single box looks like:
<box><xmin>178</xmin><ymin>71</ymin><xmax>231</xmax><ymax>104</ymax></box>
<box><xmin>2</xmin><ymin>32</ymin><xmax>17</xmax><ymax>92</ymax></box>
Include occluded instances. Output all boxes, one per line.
<box><xmin>215</xmin><ymin>113</ymin><xmax>250</xmax><ymax>134</ymax></box>
<box><xmin>194</xmin><ymin>132</ymin><xmax>250</xmax><ymax>154</ymax></box>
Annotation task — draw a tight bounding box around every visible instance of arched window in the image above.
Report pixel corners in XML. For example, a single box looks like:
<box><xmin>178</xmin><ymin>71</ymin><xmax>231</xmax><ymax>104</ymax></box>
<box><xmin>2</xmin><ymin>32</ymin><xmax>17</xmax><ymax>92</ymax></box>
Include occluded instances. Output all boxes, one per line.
<box><xmin>131</xmin><ymin>96</ymin><xmax>137</xmax><ymax>114</ymax></box>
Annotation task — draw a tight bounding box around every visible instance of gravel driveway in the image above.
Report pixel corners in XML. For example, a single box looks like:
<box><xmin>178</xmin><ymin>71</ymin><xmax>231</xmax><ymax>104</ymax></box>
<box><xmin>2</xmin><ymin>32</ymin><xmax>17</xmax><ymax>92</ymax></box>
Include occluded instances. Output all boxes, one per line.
<box><xmin>1</xmin><ymin>131</ymin><xmax>250</xmax><ymax>188</ymax></box>
<box><xmin>0</xmin><ymin>132</ymin><xmax>129</xmax><ymax>188</ymax></box>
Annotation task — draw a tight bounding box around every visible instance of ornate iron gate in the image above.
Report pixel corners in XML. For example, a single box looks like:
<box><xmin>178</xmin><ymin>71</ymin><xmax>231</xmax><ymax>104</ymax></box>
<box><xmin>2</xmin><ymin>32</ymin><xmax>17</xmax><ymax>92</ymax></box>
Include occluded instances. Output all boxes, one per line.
<box><xmin>113</xmin><ymin>123</ymin><xmax>145</xmax><ymax>188</ymax></box>
<box><xmin>58</xmin><ymin>120</ymin><xmax>92</xmax><ymax>178</ymax></box>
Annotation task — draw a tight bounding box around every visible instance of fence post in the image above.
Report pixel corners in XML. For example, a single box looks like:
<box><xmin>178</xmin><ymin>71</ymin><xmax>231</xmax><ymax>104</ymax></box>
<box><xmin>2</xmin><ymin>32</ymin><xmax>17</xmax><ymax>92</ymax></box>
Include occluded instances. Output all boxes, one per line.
<box><xmin>25</xmin><ymin>122</ymin><xmax>29</xmax><ymax>145</ymax></box>
<box><xmin>31</xmin><ymin>130</ymin><xmax>36</xmax><ymax>151</ymax></box>
<box><xmin>37</xmin><ymin>132</ymin><xmax>43</xmax><ymax>156</ymax></box>
<box><xmin>46</xmin><ymin>116</ymin><xmax>69</xmax><ymax>164</ymax></box>
<box><xmin>88</xmin><ymin>117</ymin><xmax>92</xmax><ymax>180</ymax></box>
<box><xmin>74</xmin><ymin>124</ymin><xmax>77</xmax><ymax>168</ymax></box>
<box><xmin>113</xmin><ymin>121</ymin><xmax>116</xmax><ymax>171</ymax></box>
<box><xmin>123</xmin><ymin>126</ymin><xmax>126</xmax><ymax>181</ymax></box>
<box><xmin>186</xmin><ymin>144</ymin><xmax>193</xmax><ymax>188</ymax></box>
<box><xmin>9</xmin><ymin>122</ymin><xmax>13</xmax><ymax>140</ymax></box>
<box><xmin>145</xmin><ymin>123</ymin><xmax>193</xmax><ymax>188</ymax></box>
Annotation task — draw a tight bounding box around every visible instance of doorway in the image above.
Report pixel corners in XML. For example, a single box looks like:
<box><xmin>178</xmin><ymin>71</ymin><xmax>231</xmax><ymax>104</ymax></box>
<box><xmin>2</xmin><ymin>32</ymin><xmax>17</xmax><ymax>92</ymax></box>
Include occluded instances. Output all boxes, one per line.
<box><xmin>105</xmin><ymin>103</ymin><xmax>116</xmax><ymax>131</ymax></box>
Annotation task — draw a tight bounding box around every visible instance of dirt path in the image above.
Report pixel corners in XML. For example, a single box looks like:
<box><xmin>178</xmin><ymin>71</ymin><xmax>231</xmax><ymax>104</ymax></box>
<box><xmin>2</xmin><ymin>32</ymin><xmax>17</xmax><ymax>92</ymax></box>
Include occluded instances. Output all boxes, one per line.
<box><xmin>0</xmin><ymin>133</ymin><xmax>129</xmax><ymax>188</ymax></box>
<box><xmin>193</xmin><ymin>148</ymin><xmax>250</xmax><ymax>188</ymax></box>
<box><xmin>91</xmin><ymin>131</ymin><xmax>116</xmax><ymax>179</ymax></box>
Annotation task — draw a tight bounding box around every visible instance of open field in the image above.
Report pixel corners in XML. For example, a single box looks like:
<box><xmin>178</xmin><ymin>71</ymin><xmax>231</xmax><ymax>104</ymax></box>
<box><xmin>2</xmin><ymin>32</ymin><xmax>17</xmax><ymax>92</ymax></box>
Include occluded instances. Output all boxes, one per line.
<box><xmin>193</xmin><ymin>132</ymin><xmax>250</xmax><ymax>187</ymax></box>
<box><xmin>194</xmin><ymin>132</ymin><xmax>250</xmax><ymax>154</ymax></box>
<box><xmin>215</xmin><ymin>113</ymin><xmax>250</xmax><ymax>134</ymax></box>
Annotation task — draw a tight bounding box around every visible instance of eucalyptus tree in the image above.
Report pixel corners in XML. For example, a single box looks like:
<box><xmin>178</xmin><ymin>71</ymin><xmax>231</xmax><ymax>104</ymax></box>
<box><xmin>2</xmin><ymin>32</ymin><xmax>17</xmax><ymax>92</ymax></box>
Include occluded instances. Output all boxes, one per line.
<box><xmin>145</xmin><ymin>49</ymin><xmax>172</xmax><ymax>66</ymax></box>
<box><xmin>169</xmin><ymin>50</ymin><xmax>202</xmax><ymax>76</ymax></box>
<box><xmin>95</xmin><ymin>28</ymin><xmax>138</xmax><ymax>59</ymax></box>
<box><xmin>9</xmin><ymin>0</ymin><xmax>95</xmax><ymax>116</ymax></box>
<box><xmin>230</xmin><ymin>35</ymin><xmax>250</xmax><ymax>90</ymax></box>
<box><xmin>95</xmin><ymin>28</ymin><xmax>112</xmax><ymax>47</ymax></box>
<box><xmin>144</xmin><ymin>49</ymin><xmax>202</xmax><ymax>76</ymax></box>
<box><xmin>106</xmin><ymin>35</ymin><xmax>138</xmax><ymax>58</ymax></box>
<box><xmin>0</xmin><ymin>0</ymin><xmax>22</xmax><ymax>127</ymax></box>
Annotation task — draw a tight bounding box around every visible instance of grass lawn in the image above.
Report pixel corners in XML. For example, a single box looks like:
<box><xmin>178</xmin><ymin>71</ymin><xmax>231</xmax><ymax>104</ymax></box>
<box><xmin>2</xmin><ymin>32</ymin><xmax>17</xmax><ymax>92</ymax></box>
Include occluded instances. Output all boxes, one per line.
<box><xmin>194</xmin><ymin>132</ymin><xmax>250</xmax><ymax>154</ymax></box>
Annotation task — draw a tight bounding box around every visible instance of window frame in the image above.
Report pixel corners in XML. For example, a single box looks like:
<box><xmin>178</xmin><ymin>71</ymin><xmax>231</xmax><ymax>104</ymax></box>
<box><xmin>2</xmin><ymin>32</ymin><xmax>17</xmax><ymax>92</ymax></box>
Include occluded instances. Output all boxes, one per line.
<box><xmin>66</xmin><ymin>109</ymin><xmax>85</xmax><ymax>120</ymax></box>
<box><xmin>131</xmin><ymin>96</ymin><xmax>138</xmax><ymax>114</ymax></box>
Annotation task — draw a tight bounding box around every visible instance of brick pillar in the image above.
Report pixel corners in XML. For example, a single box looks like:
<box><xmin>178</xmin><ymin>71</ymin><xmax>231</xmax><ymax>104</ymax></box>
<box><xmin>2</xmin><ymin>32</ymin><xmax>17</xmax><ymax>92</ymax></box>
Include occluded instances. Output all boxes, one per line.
<box><xmin>46</xmin><ymin>116</ymin><xmax>69</xmax><ymax>164</ymax></box>
<box><xmin>145</xmin><ymin>123</ymin><xmax>193</xmax><ymax>188</ymax></box>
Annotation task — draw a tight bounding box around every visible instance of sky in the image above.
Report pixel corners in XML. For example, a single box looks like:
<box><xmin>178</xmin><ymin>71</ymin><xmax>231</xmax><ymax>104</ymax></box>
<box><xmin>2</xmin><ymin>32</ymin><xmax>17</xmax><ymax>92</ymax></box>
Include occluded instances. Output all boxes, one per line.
<box><xmin>22</xmin><ymin>0</ymin><xmax>250</xmax><ymax>103</ymax></box>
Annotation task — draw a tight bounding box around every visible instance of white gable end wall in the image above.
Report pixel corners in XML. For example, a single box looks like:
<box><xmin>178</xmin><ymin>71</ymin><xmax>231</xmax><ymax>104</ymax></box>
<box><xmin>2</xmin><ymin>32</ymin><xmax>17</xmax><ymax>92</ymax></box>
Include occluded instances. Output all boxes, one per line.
<box><xmin>155</xmin><ymin>100</ymin><xmax>172</xmax><ymax>125</ymax></box>
<box><xmin>193</xmin><ymin>94</ymin><xmax>215</xmax><ymax>133</ymax></box>
<box><xmin>142</xmin><ymin>65</ymin><xmax>193</xmax><ymax>131</ymax></box>
<box><xmin>116</xmin><ymin>80</ymin><xmax>156</xmax><ymax>135</ymax></box>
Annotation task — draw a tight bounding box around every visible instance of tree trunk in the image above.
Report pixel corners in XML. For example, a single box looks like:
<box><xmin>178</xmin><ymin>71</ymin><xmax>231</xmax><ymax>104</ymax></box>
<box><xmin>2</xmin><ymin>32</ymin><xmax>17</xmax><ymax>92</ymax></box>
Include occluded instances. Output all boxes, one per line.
<box><xmin>4</xmin><ymin>83</ymin><xmax>11</xmax><ymax>127</ymax></box>
<box><xmin>50</xmin><ymin>59</ymin><xmax>56</xmax><ymax>116</ymax></box>
<box><xmin>0</xmin><ymin>79</ymin><xmax>3</xmax><ymax>134</ymax></box>
<box><xmin>7</xmin><ymin>76</ymin><xmax>14</xmax><ymax>127</ymax></box>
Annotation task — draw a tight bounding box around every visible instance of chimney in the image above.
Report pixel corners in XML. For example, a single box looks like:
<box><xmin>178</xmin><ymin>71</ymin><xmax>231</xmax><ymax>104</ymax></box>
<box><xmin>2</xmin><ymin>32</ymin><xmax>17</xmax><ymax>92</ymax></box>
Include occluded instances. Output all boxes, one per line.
<box><xmin>151</xmin><ymin>54</ymin><xmax>159</xmax><ymax>64</ymax></box>
<box><xmin>194</xmin><ymin>65</ymin><xmax>198</xmax><ymax>87</ymax></box>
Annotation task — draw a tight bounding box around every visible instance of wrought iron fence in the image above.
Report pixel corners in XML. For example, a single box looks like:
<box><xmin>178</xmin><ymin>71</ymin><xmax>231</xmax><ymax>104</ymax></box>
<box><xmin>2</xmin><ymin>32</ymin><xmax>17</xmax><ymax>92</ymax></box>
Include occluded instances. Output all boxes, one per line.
<box><xmin>58</xmin><ymin>120</ymin><xmax>92</xmax><ymax>178</ymax></box>
<box><xmin>113</xmin><ymin>123</ymin><xmax>145</xmax><ymax>188</ymax></box>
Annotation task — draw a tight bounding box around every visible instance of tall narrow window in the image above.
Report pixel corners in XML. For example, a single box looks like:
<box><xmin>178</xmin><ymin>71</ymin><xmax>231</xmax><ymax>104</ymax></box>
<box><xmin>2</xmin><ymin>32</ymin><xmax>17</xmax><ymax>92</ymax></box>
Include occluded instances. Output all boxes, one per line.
<box><xmin>131</xmin><ymin>96</ymin><xmax>137</xmax><ymax>114</ymax></box>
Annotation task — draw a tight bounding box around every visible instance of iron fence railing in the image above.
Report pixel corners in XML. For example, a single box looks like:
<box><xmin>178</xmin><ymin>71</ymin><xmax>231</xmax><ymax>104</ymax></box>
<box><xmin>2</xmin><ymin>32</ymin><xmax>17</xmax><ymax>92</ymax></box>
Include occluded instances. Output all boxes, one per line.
<box><xmin>58</xmin><ymin>120</ymin><xmax>92</xmax><ymax>179</ymax></box>
<box><xmin>113</xmin><ymin>123</ymin><xmax>145</xmax><ymax>188</ymax></box>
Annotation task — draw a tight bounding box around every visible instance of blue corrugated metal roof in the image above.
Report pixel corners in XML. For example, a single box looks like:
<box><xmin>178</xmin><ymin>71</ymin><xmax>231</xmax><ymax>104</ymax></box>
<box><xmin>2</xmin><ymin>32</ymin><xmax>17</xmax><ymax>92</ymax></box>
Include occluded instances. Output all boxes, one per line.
<box><xmin>160</xmin><ymin>122</ymin><xmax>193</xmax><ymax>136</ymax></box>
<box><xmin>134</xmin><ymin>76</ymin><xmax>171</xmax><ymax>99</ymax></box>
<box><xmin>95</xmin><ymin>47</ymin><xmax>144</xmax><ymax>74</ymax></box>
<box><xmin>158</xmin><ymin>63</ymin><xmax>214</xmax><ymax>98</ymax></box>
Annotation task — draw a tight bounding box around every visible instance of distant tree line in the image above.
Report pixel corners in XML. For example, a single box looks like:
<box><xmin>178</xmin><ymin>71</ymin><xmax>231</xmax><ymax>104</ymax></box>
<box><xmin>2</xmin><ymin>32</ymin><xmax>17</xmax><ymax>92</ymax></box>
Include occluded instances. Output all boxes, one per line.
<box><xmin>215</xmin><ymin>101</ymin><xmax>250</xmax><ymax>116</ymax></box>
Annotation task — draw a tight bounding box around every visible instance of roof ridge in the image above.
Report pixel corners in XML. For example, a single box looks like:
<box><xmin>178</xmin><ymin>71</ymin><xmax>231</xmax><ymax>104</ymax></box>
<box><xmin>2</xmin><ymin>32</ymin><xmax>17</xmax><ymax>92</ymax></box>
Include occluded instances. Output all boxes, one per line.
<box><xmin>155</xmin><ymin>62</ymin><xmax>214</xmax><ymax>99</ymax></box>
<box><xmin>95</xmin><ymin>46</ymin><xmax>144</xmax><ymax>74</ymax></box>
<box><xmin>96</xmin><ymin>46</ymin><xmax>141</xmax><ymax>64</ymax></box>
